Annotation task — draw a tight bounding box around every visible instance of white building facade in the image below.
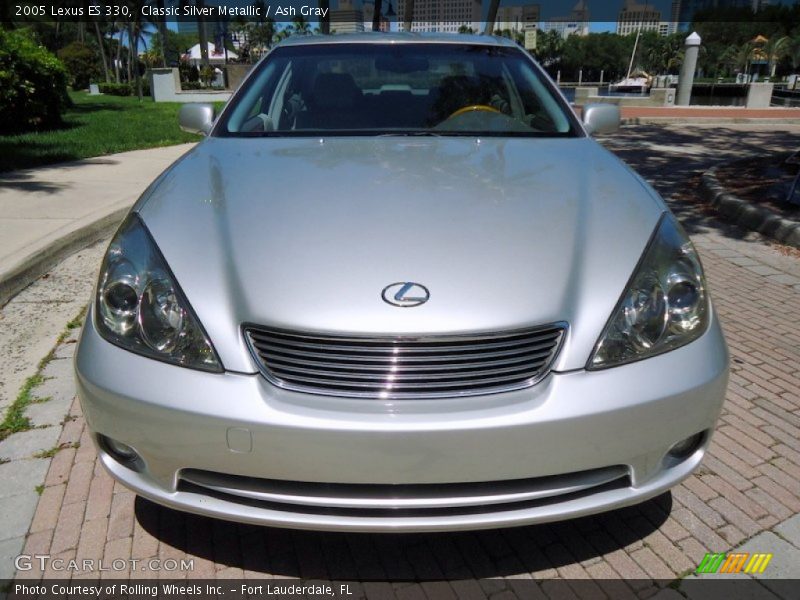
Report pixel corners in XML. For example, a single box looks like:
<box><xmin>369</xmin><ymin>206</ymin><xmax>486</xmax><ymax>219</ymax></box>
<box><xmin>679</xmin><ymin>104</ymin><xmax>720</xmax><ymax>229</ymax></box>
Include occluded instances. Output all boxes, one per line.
<box><xmin>396</xmin><ymin>0</ymin><xmax>481</xmax><ymax>33</ymax></box>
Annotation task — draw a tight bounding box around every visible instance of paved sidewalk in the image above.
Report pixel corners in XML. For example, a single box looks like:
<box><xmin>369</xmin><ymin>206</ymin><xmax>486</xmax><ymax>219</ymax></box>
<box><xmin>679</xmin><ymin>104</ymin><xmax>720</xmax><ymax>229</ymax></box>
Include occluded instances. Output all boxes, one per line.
<box><xmin>0</xmin><ymin>144</ymin><xmax>196</xmax><ymax>306</ymax></box>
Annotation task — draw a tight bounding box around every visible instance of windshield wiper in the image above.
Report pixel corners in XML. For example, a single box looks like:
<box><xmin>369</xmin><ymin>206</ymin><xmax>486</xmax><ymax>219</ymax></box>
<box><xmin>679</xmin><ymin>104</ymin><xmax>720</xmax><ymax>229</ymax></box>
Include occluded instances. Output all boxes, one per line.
<box><xmin>377</xmin><ymin>131</ymin><xmax>442</xmax><ymax>137</ymax></box>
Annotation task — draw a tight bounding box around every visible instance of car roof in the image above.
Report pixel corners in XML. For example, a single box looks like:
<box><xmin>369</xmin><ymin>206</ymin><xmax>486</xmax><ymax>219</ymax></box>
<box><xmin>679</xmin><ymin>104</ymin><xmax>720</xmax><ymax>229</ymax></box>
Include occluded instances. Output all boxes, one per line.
<box><xmin>275</xmin><ymin>32</ymin><xmax>519</xmax><ymax>49</ymax></box>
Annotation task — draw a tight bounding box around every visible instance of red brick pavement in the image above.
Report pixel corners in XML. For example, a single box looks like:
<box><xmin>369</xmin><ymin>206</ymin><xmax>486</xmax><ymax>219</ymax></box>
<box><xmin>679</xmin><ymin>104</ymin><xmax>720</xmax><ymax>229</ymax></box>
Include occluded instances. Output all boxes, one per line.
<box><xmin>620</xmin><ymin>106</ymin><xmax>800</xmax><ymax>120</ymax></box>
<box><xmin>11</xmin><ymin>125</ymin><xmax>800</xmax><ymax>595</ymax></box>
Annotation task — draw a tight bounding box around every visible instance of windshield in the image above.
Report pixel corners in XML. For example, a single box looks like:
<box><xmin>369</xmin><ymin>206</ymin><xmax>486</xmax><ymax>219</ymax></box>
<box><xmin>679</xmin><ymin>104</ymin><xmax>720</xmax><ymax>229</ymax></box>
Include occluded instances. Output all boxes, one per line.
<box><xmin>217</xmin><ymin>43</ymin><xmax>579</xmax><ymax>138</ymax></box>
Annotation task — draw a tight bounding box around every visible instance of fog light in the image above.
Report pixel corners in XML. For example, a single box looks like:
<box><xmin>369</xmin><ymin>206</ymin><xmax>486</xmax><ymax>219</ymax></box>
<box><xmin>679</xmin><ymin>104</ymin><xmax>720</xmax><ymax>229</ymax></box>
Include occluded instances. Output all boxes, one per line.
<box><xmin>102</xmin><ymin>436</ymin><xmax>139</xmax><ymax>463</ymax></box>
<box><xmin>668</xmin><ymin>432</ymin><xmax>704</xmax><ymax>459</ymax></box>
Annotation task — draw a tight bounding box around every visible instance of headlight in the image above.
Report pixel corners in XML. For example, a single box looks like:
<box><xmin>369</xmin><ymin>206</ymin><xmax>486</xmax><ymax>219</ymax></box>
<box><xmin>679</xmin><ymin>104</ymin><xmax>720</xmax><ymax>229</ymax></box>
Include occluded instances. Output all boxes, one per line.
<box><xmin>95</xmin><ymin>214</ymin><xmax>222</xmax><ymax>372</ymax></box>
<box><xmin>588</xmin><ymin>214</ymin><xmax>709</xmax><ymax>369</ymax></box>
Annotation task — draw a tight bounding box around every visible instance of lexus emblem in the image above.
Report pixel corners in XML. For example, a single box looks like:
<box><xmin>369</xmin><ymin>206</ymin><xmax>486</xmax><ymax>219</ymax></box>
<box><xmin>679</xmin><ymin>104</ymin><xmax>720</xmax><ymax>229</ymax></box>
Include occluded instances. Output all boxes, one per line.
<box><xmin>382</xmin><ymin>282</ymin><xmax>430</xmax><ymax>307</ymax></box>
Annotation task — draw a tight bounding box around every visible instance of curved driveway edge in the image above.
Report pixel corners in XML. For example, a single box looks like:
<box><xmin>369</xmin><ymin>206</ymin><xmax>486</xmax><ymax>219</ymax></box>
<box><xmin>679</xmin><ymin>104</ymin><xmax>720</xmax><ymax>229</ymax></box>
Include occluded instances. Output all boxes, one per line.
<box><xmin>0</xmin><ymin>144</ymin><xmax>196</xmax><ymax>307</ymax></box>
<box><xmin>700</xmin><ymin>166</ymin><xmax>800</xmax><ymax>250</ymax></box>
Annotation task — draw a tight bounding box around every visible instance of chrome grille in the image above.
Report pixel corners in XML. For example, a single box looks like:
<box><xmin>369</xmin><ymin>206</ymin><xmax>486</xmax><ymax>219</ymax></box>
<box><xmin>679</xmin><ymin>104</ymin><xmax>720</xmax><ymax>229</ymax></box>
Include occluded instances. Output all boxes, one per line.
<box><xmin>245</xmin><ymin>324</ymin><xmax>565</xmax><ymax>398</ymax></box>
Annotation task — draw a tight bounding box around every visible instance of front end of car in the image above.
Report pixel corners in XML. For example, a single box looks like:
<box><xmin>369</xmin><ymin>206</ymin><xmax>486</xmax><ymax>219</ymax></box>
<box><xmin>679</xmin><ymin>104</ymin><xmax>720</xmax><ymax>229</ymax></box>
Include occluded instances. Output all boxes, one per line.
<box><xmin>75</xmin><ymin>206</ymin><xmax>728</xmax><ymax>532</ymax></box>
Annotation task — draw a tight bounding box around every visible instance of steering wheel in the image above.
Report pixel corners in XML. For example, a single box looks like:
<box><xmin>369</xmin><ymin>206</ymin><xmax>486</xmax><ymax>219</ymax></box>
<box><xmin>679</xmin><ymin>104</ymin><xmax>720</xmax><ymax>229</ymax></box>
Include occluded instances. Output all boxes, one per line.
<box><xmin>447</xmin><ymin>104</ymin><xmax>503</xmax><ymax>120</ymax></box>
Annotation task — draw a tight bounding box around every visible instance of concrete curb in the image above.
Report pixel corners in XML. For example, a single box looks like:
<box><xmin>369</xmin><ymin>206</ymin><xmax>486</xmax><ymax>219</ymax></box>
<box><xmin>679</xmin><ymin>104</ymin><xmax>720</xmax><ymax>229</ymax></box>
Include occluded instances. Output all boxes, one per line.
<box><xmin>0</xmin><ymin>199</ymin><xmax>131</xmax><ymax>307</ymax></box>
<box><xmin>699</xmin><ymin>165</ymin><xmax>800</xmax><ymax>249</ymax></box>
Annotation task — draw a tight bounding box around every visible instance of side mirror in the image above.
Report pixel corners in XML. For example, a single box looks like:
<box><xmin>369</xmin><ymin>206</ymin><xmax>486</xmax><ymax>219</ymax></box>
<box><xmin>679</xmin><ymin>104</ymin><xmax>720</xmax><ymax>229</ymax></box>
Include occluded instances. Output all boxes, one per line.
<box><xmin>582</xmin><ymin>103</ymin><xmax>620</xmax><ymax>135</ymax></box>
<box><xmin>179</xmin><ymin>103</ymin><xmax>215</xmax><ymax>135</ymax></box>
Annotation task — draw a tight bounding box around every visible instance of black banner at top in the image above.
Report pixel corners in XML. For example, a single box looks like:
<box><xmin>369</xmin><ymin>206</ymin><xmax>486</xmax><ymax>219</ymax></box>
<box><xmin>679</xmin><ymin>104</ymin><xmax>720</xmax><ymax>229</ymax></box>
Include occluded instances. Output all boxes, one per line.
<box><xmin>3</xmin><ymin>0</ymin><xmax>799</xmax><ymax>24</ymax></box>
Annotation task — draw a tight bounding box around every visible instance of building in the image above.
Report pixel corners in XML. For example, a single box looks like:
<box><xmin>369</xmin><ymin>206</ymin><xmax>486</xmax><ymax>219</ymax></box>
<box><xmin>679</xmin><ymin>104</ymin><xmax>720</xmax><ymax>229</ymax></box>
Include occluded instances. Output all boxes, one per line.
<box><xmin>616</xmin><ymin>0</ymin><xmax>663</xmax><ymax>36</ymax></box>
<box><xmin>540</xmin><ymin>0</ymin><xmax>590</xmax><ymax>39</ymax></box>
<box><xmin>362</xmin><ymin>1</ymin><xmax>393</xmax><ymax>32</ymax></box>
<box><xmin>671</xmin><ymin>0</ymin><xmax>762</xmax><ymax>32</ymax></box>
<box><xmin>331</xmin><ymin>0</ymin><xmax>365</xmax><ymax>33</ymax></box>
<box><xmin>496</xmin><ymin>3</ymin><xmax>540</xmax><ymax>34</ymax></box>
<box><xmin>396</xmin><ymin>0</ymin><xmax>481</xmax><ymax>33</ymax></box>
<box><xmin>182</xmin><ymin>42</ymin><xmax>237</xmax><ymax>66</ymax></box>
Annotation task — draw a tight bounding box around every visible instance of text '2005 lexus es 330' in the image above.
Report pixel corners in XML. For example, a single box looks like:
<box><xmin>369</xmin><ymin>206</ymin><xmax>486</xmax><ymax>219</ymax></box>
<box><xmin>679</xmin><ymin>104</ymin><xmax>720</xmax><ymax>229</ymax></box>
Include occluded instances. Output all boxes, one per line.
<box><xmin>75</xmin><ymin>33</ymin><xmax>728</xmax><ymax>532</ymax></box>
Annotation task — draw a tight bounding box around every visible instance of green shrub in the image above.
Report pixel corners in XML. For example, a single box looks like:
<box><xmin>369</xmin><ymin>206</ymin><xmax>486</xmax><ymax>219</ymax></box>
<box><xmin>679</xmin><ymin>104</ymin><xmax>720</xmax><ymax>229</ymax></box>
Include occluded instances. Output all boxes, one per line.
<box><xmin>98</xmin><ymin>82</ymin><xmax>132</xmax><ymax>96</ymax></box>
<box><xmin>0</xmin><ymin>28</ymin><xmax>68</xmax><ymax>133</ymax></box>
<box><xmin>57</xmin><ymin>41</ymin><xmax>100</xmax><ymax>90</ymax></box>
<box><xmin>181</xmin><ymin>81</ymin><xmax>203</xmax><ymax>90</ymax></box>
<box><xmin>98</xmin><ymin>81</ymin><xmax>151</xmax><ymax>97</ymax></box>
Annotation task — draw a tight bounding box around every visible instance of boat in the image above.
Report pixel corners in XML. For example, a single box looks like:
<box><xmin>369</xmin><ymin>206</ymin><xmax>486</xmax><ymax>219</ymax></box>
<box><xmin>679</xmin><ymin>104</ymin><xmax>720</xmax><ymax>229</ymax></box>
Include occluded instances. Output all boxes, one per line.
<box><xmin>609</xmin><ymin>72</ymin><xmax>652</xmax><ymax>94</ymax></box>
<box><xmin>609</xmin><ymin>27</ymin><xmax>652</xmax><ymax>94</ymax></box>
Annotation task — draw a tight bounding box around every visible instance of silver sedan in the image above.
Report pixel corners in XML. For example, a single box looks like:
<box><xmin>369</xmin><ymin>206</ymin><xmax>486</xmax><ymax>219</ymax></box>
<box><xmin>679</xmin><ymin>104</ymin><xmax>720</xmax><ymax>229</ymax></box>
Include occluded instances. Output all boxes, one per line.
<box><xmin>75</xmin><ymin>33</ymin><xmax>728</xmax><ymax>532</ymax></box>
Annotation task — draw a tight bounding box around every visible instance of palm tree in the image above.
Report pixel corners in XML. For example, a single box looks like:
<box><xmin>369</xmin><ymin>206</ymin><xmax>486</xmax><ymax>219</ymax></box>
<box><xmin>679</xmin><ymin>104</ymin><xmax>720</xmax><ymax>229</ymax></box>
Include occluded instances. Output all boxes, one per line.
<box><xmin>292</xmin><ymin>15</ymin><xmax>311</xmax><ymax>35</ymax></box>
<box><xmin>723</xmin><ymin>41</ymin><xmax>753</xmax><ymax>76</ymax></box>
<box><xmin>763</xmin><ymin>35</ymin><xmax>789</xmax><ymax>78</ymax></box>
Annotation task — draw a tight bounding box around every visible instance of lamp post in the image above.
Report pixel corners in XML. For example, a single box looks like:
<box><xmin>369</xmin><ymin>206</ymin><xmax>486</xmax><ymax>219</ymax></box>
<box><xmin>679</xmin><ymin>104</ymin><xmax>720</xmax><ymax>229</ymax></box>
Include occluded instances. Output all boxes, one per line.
<box><xmin>677</xmin><ymin>32</ymin><xmax>701</xmax><ymax>106</ymax></box>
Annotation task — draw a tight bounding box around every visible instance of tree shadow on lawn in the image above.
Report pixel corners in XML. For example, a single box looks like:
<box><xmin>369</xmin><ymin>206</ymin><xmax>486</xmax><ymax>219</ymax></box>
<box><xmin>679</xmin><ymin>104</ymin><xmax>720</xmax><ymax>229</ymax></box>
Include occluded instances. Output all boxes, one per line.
<box><xmin>68</xmin><ymin>102</ymin><xmax>131</xmax><ymax>115</ymax></box>
<box><xmin>135</xmin><ymin>492</ymin><xmax>672</xmax><ymax>580</ymax></box>
<box><xmin>0</xmin><ymin>139</ymin><xmax>118</xmax><ymax>177</ymax></box>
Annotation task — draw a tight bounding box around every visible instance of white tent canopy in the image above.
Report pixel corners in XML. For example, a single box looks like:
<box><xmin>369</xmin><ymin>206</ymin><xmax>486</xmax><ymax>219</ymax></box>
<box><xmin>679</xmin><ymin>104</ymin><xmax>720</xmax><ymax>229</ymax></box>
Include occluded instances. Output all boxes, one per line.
<box><xmin>183</xmin><ymin>42</ymin><xmax>237</xmax><ymax>65</ymax></box>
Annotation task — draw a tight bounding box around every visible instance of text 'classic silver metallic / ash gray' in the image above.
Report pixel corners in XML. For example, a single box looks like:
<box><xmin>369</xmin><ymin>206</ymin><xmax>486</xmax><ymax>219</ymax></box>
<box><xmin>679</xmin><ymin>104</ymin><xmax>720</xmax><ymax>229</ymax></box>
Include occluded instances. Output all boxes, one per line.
<box><xmin>75</xmin><ymin>33</ymin><xmax>728</xmax><ymax>532</ymax></box>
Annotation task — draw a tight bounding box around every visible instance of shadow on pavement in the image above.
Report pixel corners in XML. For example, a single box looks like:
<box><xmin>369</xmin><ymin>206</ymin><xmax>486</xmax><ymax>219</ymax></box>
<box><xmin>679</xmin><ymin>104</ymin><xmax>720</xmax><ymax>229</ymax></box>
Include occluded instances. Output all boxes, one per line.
<box><xmin>0</xmin><ymin>169</ymin><xmax>73</xmax><ymax>193</ymax></box>
<box><xmin>135</xmin><ymin>492</ymin><xmax>671</xmax><ymax>579</ymax></box>
<box><xmin>600</xmin><ymin>124</ymin><xmax>800</xmax><ymax>242</ymax></box>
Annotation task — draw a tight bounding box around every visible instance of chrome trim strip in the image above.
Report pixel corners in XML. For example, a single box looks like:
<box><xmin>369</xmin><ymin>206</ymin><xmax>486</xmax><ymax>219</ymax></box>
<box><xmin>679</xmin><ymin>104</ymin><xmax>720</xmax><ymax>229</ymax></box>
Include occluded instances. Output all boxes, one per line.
<box><xmin>181</xmin><ymin>465</ymin><xmax>627</xmax><ymax>510</ymax></box>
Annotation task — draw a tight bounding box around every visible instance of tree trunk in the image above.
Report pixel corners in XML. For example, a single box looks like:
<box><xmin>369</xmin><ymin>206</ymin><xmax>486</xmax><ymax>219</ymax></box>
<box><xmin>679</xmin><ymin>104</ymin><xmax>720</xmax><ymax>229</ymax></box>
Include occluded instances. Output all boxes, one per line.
<box><xmin>403</xmin><ymin>0</ymin><xmax>414</xmax><ymax>32</ymax></box>
<box><xmin>319</xmin><ymin>0</ymin><xmax>329</xmax><ymax>34</ymax></box>
<box><xmin>114</xmin><ymin>25</ymin><xmax>123</xmax><ymax>83</ymax></box>
<box><xmin>127</xmin><ymin>23</ymin><xmax>134</xmax><ymax>83</ymax></box>
<box><xmin>371</xmin><ymin>0</ymin><xmax>382</xmax><ymax>31</ymax></box>
<box><xmin>197</xmin><ymin>0</ymin><xmax>209</xmax><ymax>67</ymax></box>
<box><xmin>94</xmin><ymin>21</ymin><xmax>110</xmax><ymax>82</ymax></box>
<box><xmin>483</xmin><ymin>0</ymin><xmax>500</xmax><ymax>35</ymax></box>
<box><xmin>156</xmin><ymin>0</ymin><xmax>169</xmax><ymax>66</ymax></box>
<box><xmin>484</xmin><ymin>0</ymin><xmax>501</xmax><ymax>35</ymax></box>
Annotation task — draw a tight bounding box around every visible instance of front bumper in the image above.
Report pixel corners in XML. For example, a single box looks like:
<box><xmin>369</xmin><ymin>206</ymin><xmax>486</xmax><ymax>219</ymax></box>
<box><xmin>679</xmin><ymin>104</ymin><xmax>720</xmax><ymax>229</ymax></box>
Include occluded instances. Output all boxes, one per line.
<box><xmin>75</xmin><ymin>308</ymin><xmax>728</xmax><ymax>532</ymax></box>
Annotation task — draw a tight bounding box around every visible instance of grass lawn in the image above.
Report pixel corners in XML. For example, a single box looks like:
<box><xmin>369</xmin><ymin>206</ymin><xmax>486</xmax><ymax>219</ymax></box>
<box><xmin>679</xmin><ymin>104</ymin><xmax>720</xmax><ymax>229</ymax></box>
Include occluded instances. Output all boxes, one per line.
<box><xmin>0</xmin><ymin>92</ymin><xmax>223</xmax><ymax>172</ymax></box>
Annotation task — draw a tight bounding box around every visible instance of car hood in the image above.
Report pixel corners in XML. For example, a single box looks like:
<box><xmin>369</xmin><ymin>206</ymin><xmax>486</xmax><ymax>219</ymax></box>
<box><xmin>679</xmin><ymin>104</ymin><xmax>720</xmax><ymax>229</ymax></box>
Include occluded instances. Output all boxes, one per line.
<box><xmin>138</xmin><ymin>136</ymin><xmax>664</xmax><ymax>373</ymax></box>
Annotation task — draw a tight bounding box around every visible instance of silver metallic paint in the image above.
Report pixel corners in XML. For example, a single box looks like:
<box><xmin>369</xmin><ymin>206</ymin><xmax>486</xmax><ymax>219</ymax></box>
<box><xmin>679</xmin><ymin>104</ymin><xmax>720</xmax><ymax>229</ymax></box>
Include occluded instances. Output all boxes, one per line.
<box><xmin>76</xmin><ymin>35</ymin><xmax>729</xmax><ymax>531</ymax></box>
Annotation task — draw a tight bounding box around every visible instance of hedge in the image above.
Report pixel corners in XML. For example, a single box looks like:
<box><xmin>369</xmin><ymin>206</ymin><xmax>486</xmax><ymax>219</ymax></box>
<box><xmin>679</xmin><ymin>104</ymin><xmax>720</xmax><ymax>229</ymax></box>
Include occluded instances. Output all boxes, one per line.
<box><xmin>98</xmin><ymin>82</ymin><xmax>133</xmax><ymax>96</ymax></box>
<box><xmin>0</xmin><ymin>28</ymin><xmax>69</xmax><ymax>134</ymax></box>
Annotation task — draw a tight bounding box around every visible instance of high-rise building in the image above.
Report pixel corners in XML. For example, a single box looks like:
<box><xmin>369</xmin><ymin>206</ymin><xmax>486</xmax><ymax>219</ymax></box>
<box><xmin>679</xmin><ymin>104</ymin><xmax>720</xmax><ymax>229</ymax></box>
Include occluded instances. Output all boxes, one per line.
<box><xmin>540</xmin><ymin>0</ymin><xmax>590</xmax><ymax>39</ymax></box>
<box><xmin>616</xmin><ymin>0</ymin><xmax>663</xmax><ymax>36</ymax></box>
<box><xmin>331</xmin><ymin>0</ymin><xmax>365</xmax><ymax>33</ymax></box>
<box><xmin>396</xmin><ymin>0</ymin><xmax>481</xmax><ymax>33</ymax></box>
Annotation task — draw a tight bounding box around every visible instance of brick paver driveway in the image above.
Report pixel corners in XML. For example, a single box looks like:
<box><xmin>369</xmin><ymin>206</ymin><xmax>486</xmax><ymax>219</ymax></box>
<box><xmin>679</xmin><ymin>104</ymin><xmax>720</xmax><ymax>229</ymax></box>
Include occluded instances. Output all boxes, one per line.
<box><xmin>13</xmin><ymin>124</ymin><xmax>800</xmax><ymax>594</ymax></box>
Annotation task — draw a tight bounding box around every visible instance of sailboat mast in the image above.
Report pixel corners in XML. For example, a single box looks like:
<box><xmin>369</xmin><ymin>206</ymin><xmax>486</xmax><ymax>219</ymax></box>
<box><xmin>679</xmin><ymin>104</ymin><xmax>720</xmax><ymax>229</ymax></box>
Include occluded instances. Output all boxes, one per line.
<box><xmin>626</xmin><ymin>24</ymin><xmax>642</xmax><ymax>81</ymax></box>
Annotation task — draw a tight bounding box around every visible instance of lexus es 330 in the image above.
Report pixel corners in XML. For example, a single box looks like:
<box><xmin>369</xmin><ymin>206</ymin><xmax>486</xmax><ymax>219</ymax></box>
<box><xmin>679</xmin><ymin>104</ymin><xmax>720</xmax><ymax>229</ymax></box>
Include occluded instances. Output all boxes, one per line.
<box><xmin>75</xmin><ymin>34</ymin><xmax>729</xmax><ymax>532</ymax></box>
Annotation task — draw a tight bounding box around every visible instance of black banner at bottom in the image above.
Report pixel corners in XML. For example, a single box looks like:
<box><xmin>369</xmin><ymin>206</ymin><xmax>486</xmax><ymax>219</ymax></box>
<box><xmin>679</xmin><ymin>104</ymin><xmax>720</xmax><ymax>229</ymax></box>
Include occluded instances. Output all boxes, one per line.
<box><xmin>3</xmin><ymin>579</ymin><xmax>797</xmax><ymax>600</ymax></box>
